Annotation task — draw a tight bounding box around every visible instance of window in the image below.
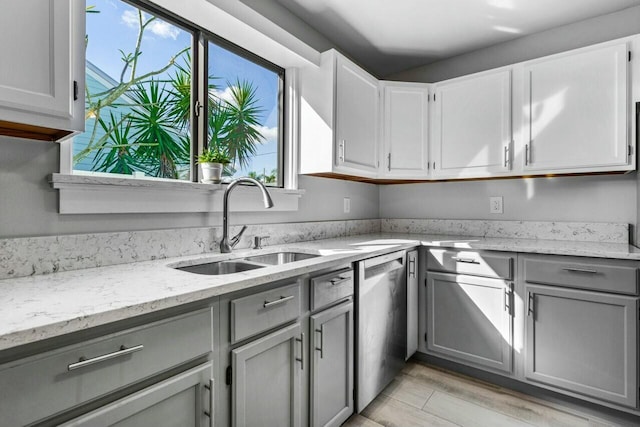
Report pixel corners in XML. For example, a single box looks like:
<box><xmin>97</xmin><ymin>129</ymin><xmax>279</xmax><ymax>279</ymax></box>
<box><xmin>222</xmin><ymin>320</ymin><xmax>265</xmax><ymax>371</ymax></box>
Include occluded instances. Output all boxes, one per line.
<box><xmin>74</xmin><ymin>0</ymin><xmax>284</xmax><ymax>186</ymax></box>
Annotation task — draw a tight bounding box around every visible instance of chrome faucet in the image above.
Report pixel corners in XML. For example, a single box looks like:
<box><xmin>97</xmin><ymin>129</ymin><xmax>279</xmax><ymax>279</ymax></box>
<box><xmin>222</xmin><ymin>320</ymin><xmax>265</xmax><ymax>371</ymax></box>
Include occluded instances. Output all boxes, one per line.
<box><xmin>220</xmin><ymin>177</ymin><xmax>274</xmax><ymax>253</ymax></box>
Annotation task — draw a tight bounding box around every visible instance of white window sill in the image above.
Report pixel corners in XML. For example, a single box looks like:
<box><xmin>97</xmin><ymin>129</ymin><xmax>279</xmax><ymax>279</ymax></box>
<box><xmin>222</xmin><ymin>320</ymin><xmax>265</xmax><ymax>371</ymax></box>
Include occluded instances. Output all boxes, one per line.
<box><xmin>49</xmin><ymin>173</ymin><xmax>304</xmax><ymax>214</ymax></box>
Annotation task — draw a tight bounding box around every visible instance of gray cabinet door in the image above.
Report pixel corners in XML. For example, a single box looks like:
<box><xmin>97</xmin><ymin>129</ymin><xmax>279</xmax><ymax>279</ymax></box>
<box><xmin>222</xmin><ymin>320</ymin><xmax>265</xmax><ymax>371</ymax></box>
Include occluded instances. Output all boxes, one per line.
<box><xmin>60</xmin><ymin>363</ymin><xmax>213</xmax><ymax>427</ymax></box>
<box><xmin>427</xmin><ymin>272</ymin><xmax>513</xmax><ymax>372</ymax></box>
<box><xmin>232</xmin><ymin>323</ymin><xmax>303</xmax><ymax>427</ymax></box>
<box><xmin>406</xmin><ymin>249</ymin><xmax>419</xmax><ymax>359</ymax></box>
<box><xmin>525</xmin><ymin>284</ymin><xmax>638</xmax><ymax>407</ymax></box>
<box><xmin>310</xmin><ymin>301</ymin><xmax>354</xmax><ymax>427</ymax></box>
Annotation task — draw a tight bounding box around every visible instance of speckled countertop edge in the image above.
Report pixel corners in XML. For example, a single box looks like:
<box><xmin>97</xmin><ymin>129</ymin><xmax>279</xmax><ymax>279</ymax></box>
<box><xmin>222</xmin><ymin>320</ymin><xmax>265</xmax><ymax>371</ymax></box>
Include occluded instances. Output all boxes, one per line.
<box><xmin>1</xmin><ymin>232</ymin><xmax>640</xmax><ymax>354</ymax></box>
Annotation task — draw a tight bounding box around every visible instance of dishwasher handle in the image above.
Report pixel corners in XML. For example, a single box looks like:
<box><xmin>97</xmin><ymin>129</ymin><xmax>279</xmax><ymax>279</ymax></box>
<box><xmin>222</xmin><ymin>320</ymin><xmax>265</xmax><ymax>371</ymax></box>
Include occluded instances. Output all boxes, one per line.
<box><xmin>363</xmin><ymin>251</ymin><xmax>405</xmax><ymax>279</ymax></box>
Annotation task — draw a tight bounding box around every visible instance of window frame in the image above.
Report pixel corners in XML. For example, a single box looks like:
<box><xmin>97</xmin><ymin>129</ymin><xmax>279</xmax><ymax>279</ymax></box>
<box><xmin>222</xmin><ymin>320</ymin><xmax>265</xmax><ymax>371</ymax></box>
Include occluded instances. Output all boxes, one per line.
<box><xmin>58</xmin><ymin>0</ymin><xmax>294</xmax><ymax>201</ymax></box>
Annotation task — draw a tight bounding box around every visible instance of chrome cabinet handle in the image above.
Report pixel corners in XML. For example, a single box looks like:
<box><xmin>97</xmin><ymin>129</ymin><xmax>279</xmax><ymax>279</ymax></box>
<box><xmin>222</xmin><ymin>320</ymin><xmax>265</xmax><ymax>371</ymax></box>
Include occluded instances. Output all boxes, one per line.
<box><xmin>329</xmin><ymin>276</ymin><xmax>351</xmax><ymax>286</ymax></box>
<box><xmin>67</xmin><ymin>344</ymin><xmax>144</xmax><ymax>371</ymax></box>
<box><xmin>387</xmin><ymin>153</ymin><xmax>391</xmax><ymax>171</ymax></box>
<box><xmin>315</xmin><ymin>325</ymin><xmax>324</xmax><ymax>359</ymax></box>
<box><xmin>504</xmin><ymin>145</ymin><xmax>508</xmax><ymax>168</ymax></box>
<box><xmin>563</xmin><ymin>267</ymin><xmax>598</xmax><ymax>274</ymax></box>
<box><xmin>263</xmin><ymin>295</ymin><xmax>295</xmax><ymax>308</ymax></box>
<box><xmin>295</xmin><ymin>333</ymin><xmax>304</xmax><ymax>370</ymax></box>
<box><xmin>527</xmin><ymin>292</ymin><xmax>534</xmax><ymax>317</ymax></box>
<box><xmin>204</xmin><ymin>378</ymin><xmax>214</xmax><ymax>426</ymax></box>
<box><xmin>525</xmin><ymin>143</ymin><xmax>529</xmax><ymax>166</ymax></box>
<box><xmin>451</xmin><ymin>256</ymin><xmax>479</xmax><ymax>264</ymax></box>
<box><xmin>408</xmin><ymin>257</ymin><xmax>416</xmax><ymax>278</ymax></box>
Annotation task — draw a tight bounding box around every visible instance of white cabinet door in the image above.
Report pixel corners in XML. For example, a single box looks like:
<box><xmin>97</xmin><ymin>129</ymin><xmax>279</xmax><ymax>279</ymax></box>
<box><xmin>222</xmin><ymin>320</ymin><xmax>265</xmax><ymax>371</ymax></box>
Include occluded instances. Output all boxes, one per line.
<box><xmin>380</xmin><ymin>82</ymin><xmax>430</xmax><ymax>179</ymax></box>
<box><xmin>0</xmin><ymin>0</ymin><xmax>85</xmax><ymax>138</ymax></box>
<box><xmin>431</xmin><ymin>69</ymin><xmax>512</xmax><ymax>179</ymax></box>
<box><xmin>522</xmin><ymin>42</ymin><xmax>630</xmax><ymax>173</ymax></box>
<box><xmin>334</xmin><ymin>54</ymin><xmax>379</xmax><ymax>176</ymax></box>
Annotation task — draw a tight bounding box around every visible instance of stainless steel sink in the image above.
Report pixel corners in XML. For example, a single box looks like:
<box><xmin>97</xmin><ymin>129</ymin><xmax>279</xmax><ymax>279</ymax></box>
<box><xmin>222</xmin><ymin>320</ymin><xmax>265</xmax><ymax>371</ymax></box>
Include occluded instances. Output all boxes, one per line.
<box><xmin>243</xmin><ymin>252</ymin><xmax>320</xmax><ymax>265</ymax></box>
<box><xmin>175</xmin><ymin>260</ymin><xmax>264</xmax><ymax>275</ymax></box>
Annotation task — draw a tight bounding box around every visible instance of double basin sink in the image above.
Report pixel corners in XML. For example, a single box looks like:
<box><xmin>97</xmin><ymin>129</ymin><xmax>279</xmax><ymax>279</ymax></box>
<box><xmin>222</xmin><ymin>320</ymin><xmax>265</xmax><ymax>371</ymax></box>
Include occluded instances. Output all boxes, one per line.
<box><xmin>175</xmin><ymin>251</ymin><xmax>320</xmax><ymax>275</ymax></box>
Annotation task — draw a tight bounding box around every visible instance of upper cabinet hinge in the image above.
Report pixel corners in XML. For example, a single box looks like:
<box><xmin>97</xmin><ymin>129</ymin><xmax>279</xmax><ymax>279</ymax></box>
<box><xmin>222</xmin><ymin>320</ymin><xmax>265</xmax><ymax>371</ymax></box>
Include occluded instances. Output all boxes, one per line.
<box><xmin>433</xmin><ymin>93</ymin><xmax>436</xmax><ymax>101</ymax></box>
<box><xmin>628</xmin><ymin>145</ymin><xmax>633</xmax><ymax>157</ymax></box>
<box><xmin>73</xmin><ymin>80</ymin><xmax>79</xmax><ymax>101</ymax></box>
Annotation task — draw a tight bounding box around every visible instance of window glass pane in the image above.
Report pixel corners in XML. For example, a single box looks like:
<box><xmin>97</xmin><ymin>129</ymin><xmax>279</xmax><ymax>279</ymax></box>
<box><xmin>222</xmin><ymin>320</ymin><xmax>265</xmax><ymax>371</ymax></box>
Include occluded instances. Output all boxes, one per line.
<box><xmin>207</xmin><ymin>41</ymin><xmax>282</xmax><ymax>186</ymax></box>
<box><xmin>76</xmin><ymin>0</ymin><xmax>193</xmax><ymax>180</ymax></box>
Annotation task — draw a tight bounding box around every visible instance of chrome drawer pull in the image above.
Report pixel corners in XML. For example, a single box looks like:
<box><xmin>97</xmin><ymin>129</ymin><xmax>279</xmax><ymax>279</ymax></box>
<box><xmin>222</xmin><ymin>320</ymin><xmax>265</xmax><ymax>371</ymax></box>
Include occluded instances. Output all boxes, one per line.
<box><xmin>263</xmin><ymin>295</ymin><xmax>295</xmax><ymax>308</ymax></box>
<box><xmin>562</xmin><ymin>267</ymin><xmax>598</xmax><ymax>274</ymax></box>
<box><xmin>67</xmin><ymin>344</ymin><xmax>144</xmax><ymax>371</ymax></box>
<box><xmin>451</xmin><ymin>257</ymin><xmax>479</xmax><ymax>264</ymax></box>
<box><xmin>329</xmin><ymin>276</ymin><xmax>351</xmax><ymax>286</ymax></box>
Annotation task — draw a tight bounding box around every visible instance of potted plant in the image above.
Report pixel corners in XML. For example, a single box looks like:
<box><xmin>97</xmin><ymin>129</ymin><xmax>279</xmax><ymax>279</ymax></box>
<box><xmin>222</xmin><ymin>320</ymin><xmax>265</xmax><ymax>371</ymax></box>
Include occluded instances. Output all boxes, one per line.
<box><xmin>197</xmin><ymin>148</ymin><xmax>231</xmax><ymax>183</ymax></box>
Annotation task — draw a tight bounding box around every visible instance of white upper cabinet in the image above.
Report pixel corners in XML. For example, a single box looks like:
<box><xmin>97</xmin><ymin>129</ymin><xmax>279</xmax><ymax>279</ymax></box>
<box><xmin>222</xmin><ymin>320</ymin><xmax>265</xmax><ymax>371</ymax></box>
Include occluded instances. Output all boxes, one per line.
<box><xmin>379</xmin><ymin>82</ymin><xmax>430</xmax><ymax>179</ymax></box>
<box><xmin>431</xmin><ymin>69</ymin><xmax>513</xmax><ymax>179</ymax></box>
<box><xmin>0</xmin><ymin>0</ymin><xmax>85</xmax><ymax>141</ymax></box>
<box><xmin>335</xmin><ymin>54</ymin><xmax>379</xmax><ymax>175</ymax></box>
<box><xmin>299</xmin><ymin>50</ymin><xmax>379</xmax><ymax>179</ymax></box>
<box><xmin>521</xmin><ymin>41</ymin><xmax>632</xmax><ymax>173</ymax></box>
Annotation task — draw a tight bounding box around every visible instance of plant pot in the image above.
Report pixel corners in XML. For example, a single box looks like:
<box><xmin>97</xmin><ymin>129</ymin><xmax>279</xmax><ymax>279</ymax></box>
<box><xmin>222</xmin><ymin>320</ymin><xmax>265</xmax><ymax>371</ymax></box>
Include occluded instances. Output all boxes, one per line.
<box><xmin>200</xmin><ymin>162</ymin><xmax>224</xmax><ymax>183</ymax></box>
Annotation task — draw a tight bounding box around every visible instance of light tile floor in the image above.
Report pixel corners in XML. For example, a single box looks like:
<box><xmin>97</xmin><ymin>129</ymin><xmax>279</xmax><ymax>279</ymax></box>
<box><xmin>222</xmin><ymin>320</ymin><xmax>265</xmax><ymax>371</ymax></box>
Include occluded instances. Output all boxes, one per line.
<box><xmin>343</xmin><ymin>361</ymin><xmax>631</xmax><ymax>427</ymax></box>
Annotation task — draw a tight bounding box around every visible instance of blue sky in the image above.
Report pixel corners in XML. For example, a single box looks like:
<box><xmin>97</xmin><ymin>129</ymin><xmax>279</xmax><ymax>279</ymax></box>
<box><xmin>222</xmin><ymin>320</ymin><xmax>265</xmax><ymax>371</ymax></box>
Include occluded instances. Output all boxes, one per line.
<box><xmin>86</xmin><ymin>0</ymin><xmax>280</xmax><ymax>178</ymax></box>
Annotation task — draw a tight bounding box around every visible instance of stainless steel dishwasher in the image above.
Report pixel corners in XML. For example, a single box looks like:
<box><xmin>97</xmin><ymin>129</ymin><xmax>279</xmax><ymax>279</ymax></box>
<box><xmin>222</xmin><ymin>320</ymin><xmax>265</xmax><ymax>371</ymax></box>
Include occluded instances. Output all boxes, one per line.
<box><xmin>355</xmin><ymin>250</ymin><xmax>407</xmax><ymax>412</ymax></box>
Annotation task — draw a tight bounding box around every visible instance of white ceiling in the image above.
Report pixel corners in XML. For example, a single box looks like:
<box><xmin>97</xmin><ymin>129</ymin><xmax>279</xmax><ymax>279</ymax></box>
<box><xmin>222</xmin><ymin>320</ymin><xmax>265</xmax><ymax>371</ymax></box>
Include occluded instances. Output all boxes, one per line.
<box><xmin>272</xmin><ymin>0</ymin><xmax>640</xmax><ymax>76</ymax></box>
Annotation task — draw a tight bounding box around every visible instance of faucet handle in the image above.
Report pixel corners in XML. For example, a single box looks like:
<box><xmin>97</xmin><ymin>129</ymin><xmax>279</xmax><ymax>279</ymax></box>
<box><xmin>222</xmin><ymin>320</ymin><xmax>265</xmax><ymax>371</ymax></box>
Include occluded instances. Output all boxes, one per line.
<box><xmin>253</xmin><ymin>235</ymin><xmax>270</xmax><ymax>249</ymax></box>
<box><xmin>230</xmin><ymin>225</ymin><xmax>248</xmax><ymax>248</ymax></box>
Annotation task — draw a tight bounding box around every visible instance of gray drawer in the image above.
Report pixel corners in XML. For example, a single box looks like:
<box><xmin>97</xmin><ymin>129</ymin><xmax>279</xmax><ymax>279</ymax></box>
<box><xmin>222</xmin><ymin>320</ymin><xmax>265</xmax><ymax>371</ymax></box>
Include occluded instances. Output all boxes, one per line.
<box><xmin>231</xmin><ymin>282</ymin><xmax>300</xmax><ymax>343</ymax></box>
<box><xmin>0</xmin><ymin>308</ymin><xmax>212</xmax><ymax>427</ymax></box>
<box><xmin>427</xmin><ymin>249</ymin><xmax>513</xmax><ymax>279</ymax></box>
<box><xmin>310</xmin><ymin>268</ymin><xmax>354</xmax><ymax>311</ymax></box>
<box><xmin>523</xmin><ymin>255</ymin><xmax>639</xmax><ymax>295</ymax></box>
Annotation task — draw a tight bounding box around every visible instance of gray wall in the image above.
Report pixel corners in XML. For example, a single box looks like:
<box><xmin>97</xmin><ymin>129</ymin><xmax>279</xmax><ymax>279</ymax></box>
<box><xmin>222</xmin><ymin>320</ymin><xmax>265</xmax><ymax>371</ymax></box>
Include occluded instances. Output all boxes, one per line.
<box><xmin>0</xmin><ymin>136</ymin><xmax>378</xmax><ymax>238</ymax></box>
<box><xmin>390</xmin><ymin>5</ymin><xmax>640</xmax><ymax>82</ymax></box>
<box><xmin>379</xmin><ymin>174</ymin><xmax>636</xmax><ymax>224</ymax></box>
<box><xmin>383</xmin><ymin>5</ymin><xmax>640</xmax><ymax>243</ymax></box>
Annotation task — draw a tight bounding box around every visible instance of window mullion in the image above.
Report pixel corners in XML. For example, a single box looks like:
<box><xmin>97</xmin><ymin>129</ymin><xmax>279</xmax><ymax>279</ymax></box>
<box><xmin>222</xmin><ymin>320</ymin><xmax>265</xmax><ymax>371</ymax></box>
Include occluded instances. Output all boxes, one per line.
<box><xmin>193</xmin><ymin>31</ymin><xmax>208</xmax><ymax>183</ymax></box>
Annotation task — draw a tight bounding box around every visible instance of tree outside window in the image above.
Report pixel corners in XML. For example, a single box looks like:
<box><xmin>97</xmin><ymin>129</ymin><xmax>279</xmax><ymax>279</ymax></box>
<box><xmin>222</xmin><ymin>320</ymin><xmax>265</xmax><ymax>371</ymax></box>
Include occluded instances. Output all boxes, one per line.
<box><xmin>76</xmin><ymin>0</ymin><xmax>282</xmax><ymax>185</ymax></box>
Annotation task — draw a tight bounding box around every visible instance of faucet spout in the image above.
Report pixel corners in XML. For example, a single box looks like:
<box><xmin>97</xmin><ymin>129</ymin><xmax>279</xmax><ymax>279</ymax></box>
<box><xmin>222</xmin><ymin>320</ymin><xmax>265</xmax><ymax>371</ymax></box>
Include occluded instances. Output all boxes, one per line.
<box><xmin>220</xmin><ymin>177</ymin><xmax>274</xmax><ymax>253</ymax></box>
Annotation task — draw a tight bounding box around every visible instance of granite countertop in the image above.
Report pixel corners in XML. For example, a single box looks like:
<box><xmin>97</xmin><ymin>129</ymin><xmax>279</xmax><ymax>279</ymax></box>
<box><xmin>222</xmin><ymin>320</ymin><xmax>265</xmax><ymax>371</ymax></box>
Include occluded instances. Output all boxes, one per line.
<box><xmin>2</xmin><ymin>232</ymin><xmax>640</xmax><ymax>354</ymax></box>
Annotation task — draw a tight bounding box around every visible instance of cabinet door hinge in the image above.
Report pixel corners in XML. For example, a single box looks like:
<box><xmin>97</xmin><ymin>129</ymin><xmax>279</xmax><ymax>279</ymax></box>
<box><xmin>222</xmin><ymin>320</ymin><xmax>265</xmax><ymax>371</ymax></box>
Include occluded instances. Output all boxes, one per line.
<box><xmin>424</xmin><ymin>332</ymin><xmax>427</xmax><ymax>342</ymax></box>
<box><xmin>225</xmin><ymin>366</ymin><xmax>232</xmax><ymax>386</ymax></box>
<box><xmin>628</xmin><ymin>145</ymin><xmax>633</xmax><ymax>157</ymax></box>
<box><xmin>73</xmin><ymin>80</ymin><xmax>78</xmax><ymax>101</ymax></box>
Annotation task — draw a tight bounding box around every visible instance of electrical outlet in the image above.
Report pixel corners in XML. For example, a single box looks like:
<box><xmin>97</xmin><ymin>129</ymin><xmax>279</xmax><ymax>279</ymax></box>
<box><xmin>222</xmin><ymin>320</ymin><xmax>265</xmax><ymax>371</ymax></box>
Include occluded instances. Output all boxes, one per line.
<box><xmin>343</xmin><ymin>197</ymin><xmax>351</xmax><ymax>213</ymax></box>
<box><xmin>490</xmin><ymin>196</ymin><xmax>503</xmax><ymax>214</ymax></box>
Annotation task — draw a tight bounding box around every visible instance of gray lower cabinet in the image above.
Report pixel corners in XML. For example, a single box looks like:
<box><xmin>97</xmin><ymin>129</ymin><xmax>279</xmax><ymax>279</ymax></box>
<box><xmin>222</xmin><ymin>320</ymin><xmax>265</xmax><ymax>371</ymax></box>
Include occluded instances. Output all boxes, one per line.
<box><xmin>310</xmin><ymin>300</ymin><xmax>354</xmax><ymax>427</ymax></box>
<box><xmin>59</xmin><ymin>362</ymin><xmax>214</xmax><ymax>427</ymax></box>
<box><xmin>525</xmin><ymin>284</ymin><xmax>638</xmax><ymax>407</ymax></box>
<box><xmin>426</xmin><ymin>272</ymin><xmax>513</xmax><ymax>372</ymax></box>
<box><xmin>231</xmin><ymin>322</ymin><xmax>303</xmax><ymax>427</ymax></box>
<box><xmin>0</xmin><ymin>308</ymin><xmax>214</xmax><ymax>427</ymax></box>
<box><xmin>406</xmin><ymin>249</ymin><xmax>419</xmax><ymax>359</ymax></box>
